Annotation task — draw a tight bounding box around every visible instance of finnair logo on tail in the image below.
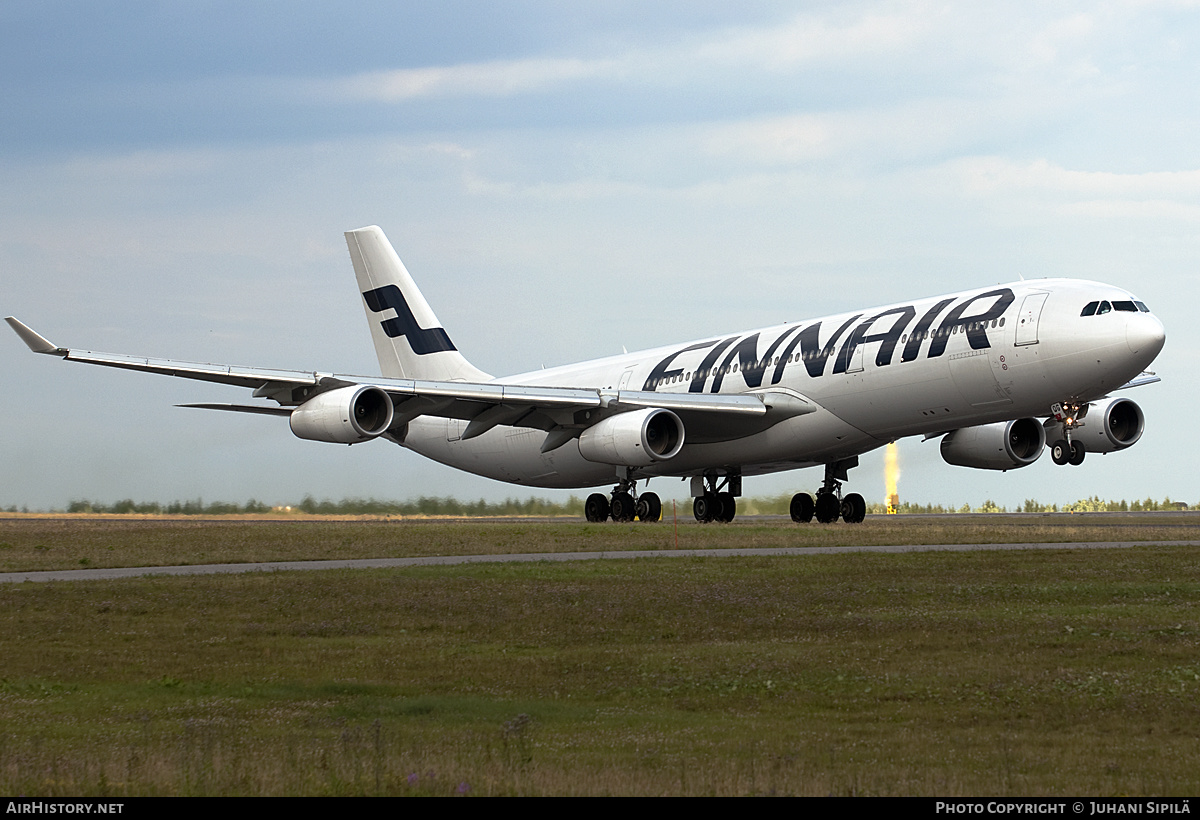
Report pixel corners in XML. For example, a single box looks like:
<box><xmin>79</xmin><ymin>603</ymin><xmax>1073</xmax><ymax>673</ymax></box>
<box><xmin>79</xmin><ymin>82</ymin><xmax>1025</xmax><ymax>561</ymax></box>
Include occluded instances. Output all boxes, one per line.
<box><xmin>362</xmin><ymin>285</ymin><xmax>457</xmax><ymax>355</ymax></box>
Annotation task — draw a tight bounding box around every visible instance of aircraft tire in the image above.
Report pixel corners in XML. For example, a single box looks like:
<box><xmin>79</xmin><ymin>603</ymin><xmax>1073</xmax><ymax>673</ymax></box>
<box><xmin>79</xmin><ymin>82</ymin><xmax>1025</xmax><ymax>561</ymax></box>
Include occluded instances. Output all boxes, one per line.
<box><xmin>1069</xmin><ymin>441</ymin><xmax>1086</xmax><ymax>466</ymax></box>
<box><xmin>693</xmin><ymin>495</ymin><xmax>717</xmax><ymax>523</ymax></box>
<box><xmin>815</xmin><ymin>492</ymin><xmax>840</xmax><ymax>524</ymax></box>
<box><xmin>585</xmin><ymin>493</ymin><xmax>610</xmax><ymax>522</ymax></box>
<box><xmin>611</xmin><ymin>492</ymin><xmax>636</xmax><ymax>522</ymax></box>
<box><xmin>636</xmin><ymin>492</ymin><xmax>662</xmax><ymax>522</ymax></box>
<box><xmin>1051</xmin><ymin>439</ymin><xmax>1071</xmax><ymax>466</ymax></box>
<box><xmin>841</xmin><ymin>492</ymin><xmax>866</xmax><ymax>524</ymax></box>
<box><xmin>790</xmin><ymin>492</ymin><xmax>815</xmax><ymax>523</ymax></box>
<box><xmin>716</xmin><ymin>492</ymin><xmax>736</xmax><ymax>522</ymax></box>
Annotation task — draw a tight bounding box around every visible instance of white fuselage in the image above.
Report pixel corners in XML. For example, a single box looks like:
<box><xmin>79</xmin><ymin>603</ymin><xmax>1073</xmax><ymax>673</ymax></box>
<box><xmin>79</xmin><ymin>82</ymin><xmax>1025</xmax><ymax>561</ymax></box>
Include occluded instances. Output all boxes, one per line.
<box><xmin>402</xmin><ymin>279</ymin><xmax>1165</xmax><ymax>489</ymax></box>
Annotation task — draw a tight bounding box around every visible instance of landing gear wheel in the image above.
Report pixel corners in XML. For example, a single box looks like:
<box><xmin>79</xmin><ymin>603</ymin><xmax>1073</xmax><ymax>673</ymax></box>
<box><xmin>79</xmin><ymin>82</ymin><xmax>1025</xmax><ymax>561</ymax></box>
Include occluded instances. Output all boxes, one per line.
<box><xmin>790</xmin><ymin>493</ymin><xmax>815</xmax><ymax>523</ymax></box>
<box><xmin>693</xmin><ymin>495</ymin><xmax>718</xmax><ymax>523</ymax></box>
<box><xmin>815</xmin><ymin>492</ymin><xmax>841</xmax><ymax>524</ymax></box>
<box><xmin>716</xmin><ymin>492</ymin><xmax>736</xmax><ymax>523</ymax></box>
<box><xmin>610</xmin><ymin>492</ymin><xmax>636</xmax><ymax>522</ymax></box>
<box><xmin>636</xmin><ymin>492</ymin><xmax>662</xmax><ymax>523</ymax></box>
<box><xmin>1069</xmin><ymin>441</ymin><xmax>1086</xmax><ymax>466</ymax></box>
<box><xmin>1051</xmin><ymin>439</ymin><xmax>1071</xmax><ymax>466</ymax></box>
<box><xmin>841</xmin><ymin>492</ymin><xmax>866</xmax><ymax>524</ymax></box>
<box><xmin>584</xmin><ymin>493</ymin><xmax>610</xmax><ymax>523</ymax></box>
<box><xmin>850</xmin><ymin>492</ymin><xmax>866</xmax><ymax>523</ymax></box>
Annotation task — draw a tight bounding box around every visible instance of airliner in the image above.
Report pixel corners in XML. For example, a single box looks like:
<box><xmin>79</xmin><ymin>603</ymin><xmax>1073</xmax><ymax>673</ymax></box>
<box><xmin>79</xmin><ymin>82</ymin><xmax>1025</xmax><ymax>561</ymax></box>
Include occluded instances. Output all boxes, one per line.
<box><xmin>6</xmin><ymin>226</ymin><xmax>1165</xmax><ymax>525</ymax></box>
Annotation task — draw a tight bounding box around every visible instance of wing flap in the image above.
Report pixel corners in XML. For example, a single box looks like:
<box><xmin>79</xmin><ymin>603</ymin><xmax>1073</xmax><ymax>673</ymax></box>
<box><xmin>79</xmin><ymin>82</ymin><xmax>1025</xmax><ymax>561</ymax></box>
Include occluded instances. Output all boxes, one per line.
<box><xmin>364</xmin><ymin>377</ymin><xmax>603</xmax><ymax>408</ymax></box>
<box><xmin>611</xmin><ymin>390</ymin><xmax>767</xmax><ymax>416</ymax></box>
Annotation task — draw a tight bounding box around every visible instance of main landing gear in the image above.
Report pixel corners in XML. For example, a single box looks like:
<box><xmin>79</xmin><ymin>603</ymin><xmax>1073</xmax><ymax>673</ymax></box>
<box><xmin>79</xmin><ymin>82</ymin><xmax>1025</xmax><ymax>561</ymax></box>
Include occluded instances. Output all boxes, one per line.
<box><xmin>1049</xmin><ymin>402</ymin><xmax>1087</xmax><ymax>466</ymax></box>
<box><xmin>584</xmin><ymin>476</ymin><xmax>661</xmax><ymax>523</ymax></box>
<box><xmin>789</xmin><ymin>458</ymin><xmax>866</xmax><ymax>524</ymax></box>
<box><xmin>692</xmin><ymin>474</ymin><xmax>738</xmax><ymax>523</ymax></box>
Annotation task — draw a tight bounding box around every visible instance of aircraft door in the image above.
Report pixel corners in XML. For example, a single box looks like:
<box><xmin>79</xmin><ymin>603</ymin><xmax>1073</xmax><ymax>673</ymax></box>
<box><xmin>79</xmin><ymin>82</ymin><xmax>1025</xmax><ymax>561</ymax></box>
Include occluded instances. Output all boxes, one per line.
<box><xmin>845</xmin><ymin>343</ymin><xmax>864</xmax><ymax>374</ymax></box>
<box><xmin>1015</xmin><ymin>292</ymin><xmax>1048</xmax><ymax>346</ymax></box>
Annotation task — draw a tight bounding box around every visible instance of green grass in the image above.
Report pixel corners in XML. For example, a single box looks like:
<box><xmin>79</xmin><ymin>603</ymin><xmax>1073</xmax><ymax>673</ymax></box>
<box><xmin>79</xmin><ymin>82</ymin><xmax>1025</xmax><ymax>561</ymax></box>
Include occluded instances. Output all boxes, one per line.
<box><xmin>0</xmin><ymin>528</ymin><xmax>1198</xmax><ymax>795</ymax></box>
<box><xmin>1</xmin><ymin>513</ymin><xmax>1198</xmax><ymax>573</ymax></box>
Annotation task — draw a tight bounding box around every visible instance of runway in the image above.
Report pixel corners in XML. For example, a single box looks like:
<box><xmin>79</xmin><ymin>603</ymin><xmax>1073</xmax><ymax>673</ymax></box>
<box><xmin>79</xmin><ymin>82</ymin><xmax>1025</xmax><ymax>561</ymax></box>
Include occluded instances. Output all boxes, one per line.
<box><xmin>2</xmin><ymin>539</ymin><xmax>1197</xmax><ymax>583</ymax></box>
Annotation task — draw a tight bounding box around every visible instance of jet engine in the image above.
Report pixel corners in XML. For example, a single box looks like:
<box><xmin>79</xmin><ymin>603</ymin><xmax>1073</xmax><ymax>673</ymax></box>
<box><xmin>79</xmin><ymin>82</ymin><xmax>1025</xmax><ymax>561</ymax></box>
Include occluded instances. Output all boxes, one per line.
<box><xmin>1056</xmin><ymin>396</ymin><xmax>1145</xmax><ymax>454</ymax></box>
<box><xmin>289</xmin><ymin>385</ymin><xmax>394</xmax><ymax>444</ymax></box>
<box><xmin>578</xmin><ymin>408</ymin><xmax>685</xmax><ymax>466</ymax></box>
<box><xmin>940</xmin><ymin>418</ymin><xmax>1046</xmax><ymax>471</ymax></box>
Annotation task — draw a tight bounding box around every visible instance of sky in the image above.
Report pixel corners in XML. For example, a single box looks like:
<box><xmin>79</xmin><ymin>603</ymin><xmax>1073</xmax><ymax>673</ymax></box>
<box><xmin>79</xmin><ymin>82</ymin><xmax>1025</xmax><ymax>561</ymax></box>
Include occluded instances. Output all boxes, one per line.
<box><xmin>2</xmin><ymin>1</ymin><xmax>1198</xmax><ymax>511</ymax></box>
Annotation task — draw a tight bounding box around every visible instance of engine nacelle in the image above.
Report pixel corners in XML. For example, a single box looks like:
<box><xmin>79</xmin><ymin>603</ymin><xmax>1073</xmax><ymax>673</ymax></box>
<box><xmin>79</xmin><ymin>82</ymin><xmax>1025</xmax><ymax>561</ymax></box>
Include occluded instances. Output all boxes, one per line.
<box><xmin>289</xmin><ymin>385</ymin><xmax>394</xmax><ymax>444</ymax></box>
<box><xmin>577</xmin><ymin>408</ymin><xmax>685</xmax><ymax>466</ymax></box>
<box><xmin>940</xmin><ymin>418</ymin><xmax>1046</xmax><ymax>471</ymax></box>
<box><xmin>1071</xmin><ymin>397</ymin><xmax>1145</xmax><ymax>454</ymax></box>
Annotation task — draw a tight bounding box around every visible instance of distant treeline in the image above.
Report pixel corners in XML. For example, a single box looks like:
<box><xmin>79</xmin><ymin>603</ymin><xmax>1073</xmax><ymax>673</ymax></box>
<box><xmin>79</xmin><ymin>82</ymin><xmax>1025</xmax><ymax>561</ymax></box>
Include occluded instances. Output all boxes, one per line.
<box><xmin>11</xmin><ymin>493</ymin><xmax>1188</xmax><ymax>516</ymax></box>
<box><xmin>745</xmin><ymin>494</ymin><xmax>1190</xmax><ymax>515</ymax></box>
<box><xmin>55</xmin><ymin>496</ymin><xmax>586</xmax><ymax>517</ymax></box>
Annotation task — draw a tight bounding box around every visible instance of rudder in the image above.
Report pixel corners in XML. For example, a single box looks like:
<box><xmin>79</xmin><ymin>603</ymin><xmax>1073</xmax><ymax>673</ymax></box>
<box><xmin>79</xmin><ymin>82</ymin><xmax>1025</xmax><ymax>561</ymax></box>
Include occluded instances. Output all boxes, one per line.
<box><xmin>346</xmin><ymin>226</ymin><xmax>491</xmax><ymax>382</ymax></box>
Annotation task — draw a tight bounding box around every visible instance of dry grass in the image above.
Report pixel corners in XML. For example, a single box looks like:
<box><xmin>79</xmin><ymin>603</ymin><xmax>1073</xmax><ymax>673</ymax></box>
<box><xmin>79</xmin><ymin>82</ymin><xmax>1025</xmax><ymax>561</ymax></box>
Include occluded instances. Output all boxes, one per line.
<box><xmin>0</xmin><ymin>519</ymin><xmax>1197</xmax><ymax>795</ymax></box>
<box><xmin>0</xmin><ymin>513</ymin><xmax>1197</xmax><ymax>573</ymax></box>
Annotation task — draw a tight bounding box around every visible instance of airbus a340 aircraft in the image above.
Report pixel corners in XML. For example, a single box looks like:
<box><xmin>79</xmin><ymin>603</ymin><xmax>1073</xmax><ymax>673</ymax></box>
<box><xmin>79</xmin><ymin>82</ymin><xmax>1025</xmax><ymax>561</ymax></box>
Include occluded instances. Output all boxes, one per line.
<box><xmin>7</xmin><ymin>226</ymin><xmax>1165</xmax><ymax>524</ymax></box>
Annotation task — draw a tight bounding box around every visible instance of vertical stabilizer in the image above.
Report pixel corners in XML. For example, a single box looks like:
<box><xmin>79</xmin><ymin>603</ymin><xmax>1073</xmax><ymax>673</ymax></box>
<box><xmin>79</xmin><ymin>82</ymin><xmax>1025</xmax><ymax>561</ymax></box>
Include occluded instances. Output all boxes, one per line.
<box><xmin>346</xmin><ymin>226</ymin><xmax>492</xmax><ymax>382</ymax></box>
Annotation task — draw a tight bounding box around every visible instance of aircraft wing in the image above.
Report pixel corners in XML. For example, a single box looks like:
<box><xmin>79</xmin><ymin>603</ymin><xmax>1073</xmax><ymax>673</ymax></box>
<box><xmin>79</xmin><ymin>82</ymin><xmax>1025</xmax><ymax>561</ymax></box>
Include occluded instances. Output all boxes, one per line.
<box><xmin>6</xmin><ymin>318</ymin><xmax>786</xmax><ymax>448</ymax></box>
<box><xmin>1115</xmin><ymin>371</ymin><xmax>1160</xmax><ymax>391</ymax></box>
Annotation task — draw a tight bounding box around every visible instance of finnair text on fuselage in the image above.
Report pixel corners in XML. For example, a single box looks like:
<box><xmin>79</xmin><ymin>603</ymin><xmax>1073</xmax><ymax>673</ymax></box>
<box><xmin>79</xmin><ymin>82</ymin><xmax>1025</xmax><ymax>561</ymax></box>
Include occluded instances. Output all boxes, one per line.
<box><xmin>642</xmin><ymin>288</ymin><xmax>1013</xmax><ymax>393</ymax></box>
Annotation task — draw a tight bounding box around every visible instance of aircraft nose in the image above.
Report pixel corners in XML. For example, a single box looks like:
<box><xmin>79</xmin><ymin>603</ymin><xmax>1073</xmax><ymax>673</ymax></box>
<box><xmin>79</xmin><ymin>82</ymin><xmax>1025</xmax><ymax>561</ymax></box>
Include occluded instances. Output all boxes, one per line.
<box><xmin>1126</xmin><ymin>313</ymin><xmax>1166</xmax><ymax>360</ymax></box>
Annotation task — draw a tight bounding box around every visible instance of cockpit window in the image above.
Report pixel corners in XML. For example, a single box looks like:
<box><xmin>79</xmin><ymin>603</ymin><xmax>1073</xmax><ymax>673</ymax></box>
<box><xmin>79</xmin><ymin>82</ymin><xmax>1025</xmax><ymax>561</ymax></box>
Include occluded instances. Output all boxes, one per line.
<box><xmin>1083</xmin><ymin>298</ymin><xmax>1150</xmax><ymax>317</ymax></box>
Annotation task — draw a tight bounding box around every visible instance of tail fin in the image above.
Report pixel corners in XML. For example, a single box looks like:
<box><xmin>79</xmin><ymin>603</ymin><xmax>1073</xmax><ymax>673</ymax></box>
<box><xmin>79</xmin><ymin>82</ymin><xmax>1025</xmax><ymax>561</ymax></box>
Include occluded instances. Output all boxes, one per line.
<box><xmin>345</xmin><ymin>226</ymin><xmax>492</xmax><ymax>382</ymax></box>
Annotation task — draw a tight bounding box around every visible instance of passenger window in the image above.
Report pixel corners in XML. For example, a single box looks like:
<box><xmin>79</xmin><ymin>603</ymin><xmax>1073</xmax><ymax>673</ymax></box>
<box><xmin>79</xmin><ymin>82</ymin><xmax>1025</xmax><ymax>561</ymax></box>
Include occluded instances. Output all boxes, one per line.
<box><xmin>1097</xmin><ymin>301</ymin><xmax>1111</xmax><ymax>315</ymax></box>
<box><xmin>1081</xmin><ymin>301</ymin><xmax>1098</xmax><ymax>316</ymax></box>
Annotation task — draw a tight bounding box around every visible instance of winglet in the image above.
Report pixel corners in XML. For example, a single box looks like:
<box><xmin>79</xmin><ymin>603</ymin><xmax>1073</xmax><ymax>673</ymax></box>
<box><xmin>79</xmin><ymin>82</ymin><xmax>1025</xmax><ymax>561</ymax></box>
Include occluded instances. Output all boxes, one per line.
<box><xmin>4</xmin><ymin>317</ymin><xmax>66</xmax><ymax>355</ymax></box>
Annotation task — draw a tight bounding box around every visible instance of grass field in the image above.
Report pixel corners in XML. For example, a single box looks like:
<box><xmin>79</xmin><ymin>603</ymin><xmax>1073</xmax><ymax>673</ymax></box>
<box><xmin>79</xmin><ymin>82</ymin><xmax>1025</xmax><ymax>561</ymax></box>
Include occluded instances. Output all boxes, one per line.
<box><xmin>2</xmin><ymin>512</ymin><xmax>1199</xmax><ymax>572</ymax></box>
<box><xmin>0</xmin><ymin>516</ymin><xmax>1197</xmax><ymax>795</ymax></box>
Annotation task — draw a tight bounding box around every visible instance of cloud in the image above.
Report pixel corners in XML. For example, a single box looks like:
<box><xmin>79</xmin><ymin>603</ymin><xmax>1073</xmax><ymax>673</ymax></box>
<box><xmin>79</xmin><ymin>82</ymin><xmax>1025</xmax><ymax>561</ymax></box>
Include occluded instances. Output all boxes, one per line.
<box><xmin>953</xmin><ymin>156</ymin><xmax>1200</xmax><ymax>197</ymax></box>
<box><xmin>339</xmin><ymin>56</ymin><xmax>624</xmax><ymax>101</ymax></box>
<box><xmin>322</xmin><ymin>6</ymin><xmax>934</xmax><ymax>105</ymax></box>
<box><xmin>1060</xmin><ymin>198</ymin><xmax>1200</xmax><ymax>221</ymax></box>
<box><xmin>694</xmin><ymin>7</ymin><xmax>928</xmax><ymax>69</ymax></box>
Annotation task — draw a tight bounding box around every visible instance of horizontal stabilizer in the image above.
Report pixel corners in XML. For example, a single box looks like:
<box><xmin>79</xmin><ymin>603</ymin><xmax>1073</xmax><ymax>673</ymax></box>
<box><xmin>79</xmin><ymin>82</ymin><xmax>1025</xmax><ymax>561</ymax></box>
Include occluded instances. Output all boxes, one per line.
<box><xmin>178</xmin><ymin>403</ymin><xmax>293</xmax><ymax>416</ymax></box>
